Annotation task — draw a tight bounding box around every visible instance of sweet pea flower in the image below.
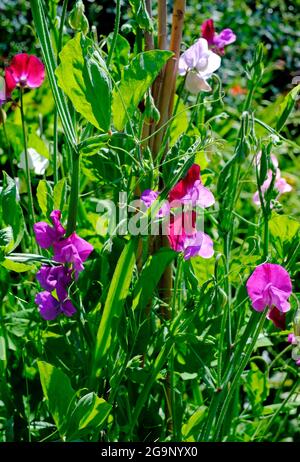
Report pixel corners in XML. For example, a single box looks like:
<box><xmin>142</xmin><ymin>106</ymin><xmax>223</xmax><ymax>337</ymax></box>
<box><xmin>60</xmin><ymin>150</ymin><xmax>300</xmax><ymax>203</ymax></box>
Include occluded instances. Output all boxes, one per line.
<box><xmin>288</xmin><ymin>333</ymin><xmax>297</xmax><ymax>345</ymax></box>
<box><xmin>35</xmin><ymin>291</ymin><xmax>76</xmax><ymax>321</ymax></box>
<box><xmin>0</xmin><ymin>70</ymin><xmax>16</xmax><ymax>105</ymax></box>
<box><xmin>167</xmin><ymin>211</ymin><xmax>214</xmax><ymax>260</ymax></box>
<box><xmin>169</xmin><ymin>164</ymin><xmax>215</xmax><ymax>208</ymax></box>
<box><xmin>201</xmin><ymin>19</ymin><xmax>236</xmax><ymax>55</ymax></box>
<box><xmin>178</xmin><ymin>38</ymin><xmax>221</xmax><ymax>93</ymax></box>
<box><xmin>246</xmin><ymin>263</ymin><xmax>292</xmax><ymax>329</ymax></box>
<box><xmin>18</xmin><ymin>147</ymin><xmax>49</xmax><ymax>175</ymax></box>
<box><xmin>34</xmin><ymin>210</ymin><xmax>66</xmax><ymax>249</ymax></box>
<box><xmin>53</xmin><ymin>233</ymin><xmax>94</xmax><ymax>275</ymax></box>
<box><xmin>36</xmin><ymin>265</ymin><xmax>72</xmax><ymax>301</ymax></box>
<box><xmin>253</xmin><ymin>154</ymin><xmax>292</xmax><ymax>206</ymax></box>
<box><xmin>6</xmin><ymin>54</ymin><xmax>45</xmax><ymax>89</ymax></box>
<box><xmin>140</xmin><ymin>189</ymin><xmax>170</xmax><ymax>218</ymax></box>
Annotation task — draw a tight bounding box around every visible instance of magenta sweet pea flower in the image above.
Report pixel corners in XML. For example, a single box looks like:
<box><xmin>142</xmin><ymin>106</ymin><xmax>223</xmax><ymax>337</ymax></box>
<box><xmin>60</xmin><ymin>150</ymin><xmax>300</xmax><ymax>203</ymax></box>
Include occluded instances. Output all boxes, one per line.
<box><xmin>169</xmin><ymin>164</ymin><xmax>215</xmax><ymax>208</ymax></box>
<box><xmin>201</xmin><ymin>19</ymin><xmax>236</xmax><ymax>55</ymax></box>
<box><xmin>36</xmin><ymin>265</ymin><xmax>72</xmax><ymax>301</ymax></box>
<box><xmin>167</xmin><ymin>211</ymin><xmax>214</xmax><ymax>260</ymax></box>
<box><xmin>246</xmin><ymin>263</ymin><xmax>292</xmax><ymax>329</ymax></box>
<box><xmin>53</xmin><ymin>232</ymin><xmax>94</xmax><ymax>275</ymax></box>
<box><xmin>35</xmin><ymin>291</ymin><xmax>76</xmax><ymax>321</ymax></box>
<box><xmin>33</xmin><ymin>210</ymin><xmax>66</xmax><ymax>249</ymax></box>
<box><xmin>140</xmin><ymin>189</ymin><xmax>170</xmax><ymax>218</ymax></box>
<box><xmin>6</xmin><ymin>54</ymin><xmax>45</xmax><ymax>89</ymax></box>
<box><xmin>178</xmin><ymin>38</ymin><xmax>221</xmax><ymax>93</ymax></box>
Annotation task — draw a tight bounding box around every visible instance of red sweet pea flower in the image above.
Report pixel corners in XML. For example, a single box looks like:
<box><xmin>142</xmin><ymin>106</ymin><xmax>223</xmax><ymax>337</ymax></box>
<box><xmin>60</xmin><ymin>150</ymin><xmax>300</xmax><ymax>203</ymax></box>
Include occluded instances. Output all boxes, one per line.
<box><xmin>168</xmin><ymin>164</ymin><xmax>215</xmax><ymax>208</ymax></box>
<box><xmin>201</xmin><ymin>19</ymin><xmax>215</xmax><ymax>46</ymax></box>
<box><xmin>6</xmin><ymin>53</ymin><xmax>45</xmax><ymax>89</ymax></box>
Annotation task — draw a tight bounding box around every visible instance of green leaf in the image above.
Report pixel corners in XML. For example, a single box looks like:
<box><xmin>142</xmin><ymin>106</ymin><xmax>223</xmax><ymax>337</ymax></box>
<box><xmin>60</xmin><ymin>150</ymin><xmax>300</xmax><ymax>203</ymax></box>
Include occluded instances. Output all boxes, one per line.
<box><xmin>66</xmin><ymin>392</ymin><xmax>111</xmax><ymax>440</ymax></box>
<box><xmin>107</xmin><ymin>33</ymin><xmax>130</xmax><ymax>66</ymax></box>
<box><xmin>83</xmin><ymin>45</ymin><xmax>112</xmax><ymax>131</ymax></box>
<box><xmin>0</xmin><ymin>227</ymin><xmax>13</xmax><ymax>248</ymax></box>
<box><xmin>269</xmin><ymin>213</ymin><xmax>299</xmax><ymax>243</ymax></box>
<box><xmin>91</xmin><ymin>239</ymin><xmax>137</xmax><ymax>383</ymax></box>
<box><xmin>182</xmin><ymin>406</ymin><xmax>207</xmax><ymax>440</ymax></box>
<box><xmin>37</xmin><ymin>180</ymin><xmax>53</xmax><ymax>216</ymax></box>
<box><xmin>38</xmin><ymin>361</ymin><xmax>76</xmax><ymax>436</ymax></box>
<box><xmin>276</xmin><ymin>84</ymin><xmax>300</xmax><ymax>132</ymax></box>
<box><xmin>244</xmin><ymin>363</ymin><xmax>268</xmax><ymax>415</ymax></box>
<box><xmin>1</xmin><ymin>173</ymin><xmax>25</xmax><ymax>252</ymax></box>
<box><xmin>112</xmin><ymin>50</ymin><xmax>173</xmax><ymax>130</ymax></box>
<box><xmin>132</xmin><ymin>248</ymin><xmax>176</xmax><ymax>311</ymax></box>
<box><xmin>53</xmin><ymin>178</ymin><xmax>67</xmax><ymax>211</ymax></box>
<box><xmin>1</xmin><ymin>259</ymin><xmax>34</xmax><ymax>273</ymax></box>
<box><xmin>56</xmin><ymin>33</ymin><xmax>111</xmax><ymax>131</ymax></box>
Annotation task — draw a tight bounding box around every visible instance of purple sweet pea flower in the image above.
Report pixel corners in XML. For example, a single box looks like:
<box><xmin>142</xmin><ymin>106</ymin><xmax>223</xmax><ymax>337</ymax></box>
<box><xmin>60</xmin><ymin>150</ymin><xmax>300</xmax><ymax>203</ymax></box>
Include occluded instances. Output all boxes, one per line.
<box><xmin>140</xmin><ymin>189</ymin><xmax>170</xmax><ymax>218</ymax></box>
<box><xmin>53</xmin><ymin>232</ymin><xmax>94</xmax><ymax>275</ymax></box>
<box><xmin>213</xmin><ymin>29</ymin><xmax>236</xmax><ymax>50</ymax></box>
<box><xmin>246</xmin><ymin>263</ymin><xmax>292</xmax><ymax>329</ymax></box>
<box><xmin>36</xmin><ymin>265</ymin><xmax>72</xmax><ymax>300</ymax></box>
<box><xmin>33</xmin><ymin>210</ymin><xmax>66</xmax><ymax>248</ymax></box>
<box><xmin>201</xmin><ymin>19</ymin><xmax>236</xmax><ymax>55</ymax></box>
<box><xmin>35</xmin><ymin>291</ymin><xmax>76</xmax><ymax>321</ymax></box>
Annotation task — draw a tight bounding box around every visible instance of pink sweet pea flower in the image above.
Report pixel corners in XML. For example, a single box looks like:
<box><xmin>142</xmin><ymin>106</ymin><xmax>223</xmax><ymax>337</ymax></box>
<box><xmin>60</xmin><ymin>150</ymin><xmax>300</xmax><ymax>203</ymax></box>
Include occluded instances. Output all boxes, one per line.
<box><xmin>169</xmin><ymin>164</ymin><xmax>215</xmax><ymax>208</ymax></box>
<box><xmin>167</xmin><ymin>211</ymin><xmax>214</xmax><ymax>260</ymax></box>
<box><xmin>288</xmin><ymin>333</ymin><xmax>297</xmax><ymax>345</ymax></box>
<box><xmin>140</xmin><ymin>189</ymin><xmax>170</xmax><ymax>218</ymax></box>
<box><xmin>246</xmin><ymin>263</ymin><xmax>292</xmax><ymax>329</ymax></box>
<box><xmin>201</xmin><ymin>19</ymin><xmax>236</xmax><ymax>55</ymax></box>
<box><xmin>6</xmin><ymin>53</ymin><xmax>45</xmax><ymax>89</ymax></box>
<box><xmin>178</xmin><ymin>38</ymin><xmax>221</xmax><ymax>93</ymax></box>
<box><xmin>253</xmin><ymin>153</ymin><xmax>292</xmax><ymax>206</ymax></box>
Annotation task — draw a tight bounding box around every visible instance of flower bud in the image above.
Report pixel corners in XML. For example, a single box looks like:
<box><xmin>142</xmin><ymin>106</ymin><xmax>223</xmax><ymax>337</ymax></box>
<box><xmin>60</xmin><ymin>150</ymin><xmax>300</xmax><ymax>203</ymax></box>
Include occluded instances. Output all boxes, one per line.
<box><xmin>69</xmin><ymin>0</ymin><xmax>89</xmax><ymax>35</ymax></box>
<box><xmin>0</xmin><ymin>107</ymin><xmax>6</xmax><ymax>125</ymax></box>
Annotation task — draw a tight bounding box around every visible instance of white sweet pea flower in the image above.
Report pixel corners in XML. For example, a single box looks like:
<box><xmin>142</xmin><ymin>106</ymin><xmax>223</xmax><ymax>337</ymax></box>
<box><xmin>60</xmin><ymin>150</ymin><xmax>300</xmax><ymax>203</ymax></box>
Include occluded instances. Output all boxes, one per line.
<box><xmin>178</xmin><ymin>38</ymin><xmax>221</xmax><ymax>93</ymax></box>
<box><xmin>18</xmin><ymin>147</ymin><xmax>49</xmax><ymax>175</ymax></box>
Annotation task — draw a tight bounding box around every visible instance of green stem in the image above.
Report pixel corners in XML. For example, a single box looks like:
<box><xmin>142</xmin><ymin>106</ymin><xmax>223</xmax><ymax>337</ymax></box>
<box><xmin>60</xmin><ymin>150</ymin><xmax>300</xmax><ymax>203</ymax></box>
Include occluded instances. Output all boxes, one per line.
<box><xmin>53</xmin><ymin>110</ymin><xmax>59</xmax><ymax>185</ymax></box>
<box><xmin>58</xmin><ymin>0</ymin><xmax>68</xmax><ymax>53</ymax></box>
<box><xmin>52</xmin><ymin>0</ymin><xmax>68</xmax><ymax>186</ymax></box>
<box><xmin>213</xmin><ymin>310</ymin><xmax>266</xmax><ymax>440</ymax></box>
<box><xmin>129</xmin><ymin>337</ymin><xmax>174</xmax><ymax>440</ymax></box>
<box><xmin>66</xmin><ymin>151</ymin><xmax>80</xmax><ymax>236</ymax></box>
<box><xmin>263</xmin><ymin>212</ymin><xmax>269</xmax><ymax>260</ymax></box>
<box><xmin>20</xmin><ymin>88</ymin><xmax>36</xmax><ymax>247</ymax></box>
<box><xmin>106</xmin><ymin>0</ymin><xmax>121</xmax><ymax>67</ymax></box>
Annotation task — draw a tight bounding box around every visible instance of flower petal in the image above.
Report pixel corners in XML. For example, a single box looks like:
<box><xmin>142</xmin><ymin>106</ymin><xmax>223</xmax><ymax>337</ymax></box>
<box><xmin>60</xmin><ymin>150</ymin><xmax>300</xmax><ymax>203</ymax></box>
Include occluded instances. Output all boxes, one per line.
<box><xmin>25</xmin><ymin>55</ymin><xmax>45</xmax><ymax>88</ymax></box>
<box><xmin>35</xmin><ymin>291</ymin><xmax>60</xmax><ymax>321</ymax></box>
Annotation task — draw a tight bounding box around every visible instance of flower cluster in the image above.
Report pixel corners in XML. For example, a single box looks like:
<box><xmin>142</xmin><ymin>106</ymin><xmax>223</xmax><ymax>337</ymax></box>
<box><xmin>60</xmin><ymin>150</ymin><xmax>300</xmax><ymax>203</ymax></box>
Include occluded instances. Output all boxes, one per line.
<box><xmin>33</xmin><ymin>210</ymin><xmax>94</xmax><ymax>320</ymax></box>
<box><xmin>246</xmin><ymin>263</ymin><xmax>292</xmax><ymax>330</ymax></box>
<box><xmin>140</xmin><ymin>164</ymin><xmax>215</xmax><ymax>260</ymax></box>
<box><xmin>201</xmin><ymin>19</ymin><xmax>236</xmax><ymax>55</ymax></box>
<box><xmin>178</xmin><ymin>20</ymin><xmax>235</xmax><ymax>94</ymax></box>
<box><xmin>253</xmin><ymin>153</ymin><xmax>292</xmax><ymax>206</ymax></box>
<box><xmin>0</xmin><ymin>53</ymin><xmax>45</xmax><ymax>105</ymax></box>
